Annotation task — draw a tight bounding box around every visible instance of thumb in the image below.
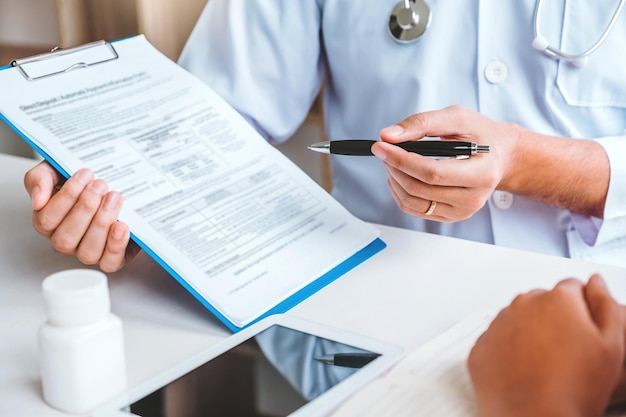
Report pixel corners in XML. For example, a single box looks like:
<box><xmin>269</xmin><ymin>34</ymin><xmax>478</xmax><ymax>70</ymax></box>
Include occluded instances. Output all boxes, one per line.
<box><xmin>585</xmin><ymin>274</ymin><xmax>622</xmax><ymax>336</ymax></box>
<box><xmin>23</xmin><ymin>161</ymin><xmax>60</xmax><ymax>210</ymax></box>
<box><xmin>379</xmin><ymin>106</ymin><xmax>477</xmax><ymax>144</ymax></box>
<box><xmin>379</xmin><ymin>112</ymin><xmax>437</xmax><ymax>144</ymax></box>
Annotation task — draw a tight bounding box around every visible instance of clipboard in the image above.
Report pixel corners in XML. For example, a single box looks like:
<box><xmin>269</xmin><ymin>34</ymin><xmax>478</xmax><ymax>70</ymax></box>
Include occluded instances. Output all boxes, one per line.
<box><xmin>2</xmin><ymin>40</ymin><xmax>122</xmax><ymax>181</ymax></box>
<box><xmin>10</xmin><ymin>40</ymin><xmax>119</xmax><ymax>81</ymax></box>
<box><xmin>1</xmin><ymin>40</ymin><xmax>125</xmax><ymax>181</ymax></box>
<box><xmin>0</xmin><ymin>35</ymin><xmax>386</xmax><ymax>332</ymax></box>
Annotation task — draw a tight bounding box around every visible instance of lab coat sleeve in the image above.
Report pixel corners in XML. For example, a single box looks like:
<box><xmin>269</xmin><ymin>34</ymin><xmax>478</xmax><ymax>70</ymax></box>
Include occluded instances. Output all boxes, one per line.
<box><xmin>177</xmin><ymin>0</ymin><xmax>324</xmax><ymax>143</ymax></box>
<box><xmin>570</xmin><ymin>135</ymin><xmax>626</xmax><ymax>246</ymax></box>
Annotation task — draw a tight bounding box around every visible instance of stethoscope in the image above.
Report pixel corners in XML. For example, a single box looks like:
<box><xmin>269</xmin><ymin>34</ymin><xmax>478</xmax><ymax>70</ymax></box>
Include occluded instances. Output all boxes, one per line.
<box><xmin>388</xmin><ymin>0</ymin><xmax>431</xmax><ymax>42</ymax></box>
<box><xmin>532</xmin><ymin>0</ymin><xmax>626</xmax><ymax>67</ymax></box>
<box><xmin>388</xmin><ymin>0</ymin><xmax>626</xmax><ymax>67</ymax></box>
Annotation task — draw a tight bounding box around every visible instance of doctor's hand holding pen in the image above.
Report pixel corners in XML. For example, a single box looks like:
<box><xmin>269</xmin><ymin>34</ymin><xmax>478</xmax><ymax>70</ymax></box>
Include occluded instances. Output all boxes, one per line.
<box><xmin>371</xmin><ymin>105</ymin><xmax>609</xmax><ymax>222</ymax></box>
<box><xmin>24</xmin><ymin>162</ymin><xmax>138</xmax><ymax>272</ymax></box>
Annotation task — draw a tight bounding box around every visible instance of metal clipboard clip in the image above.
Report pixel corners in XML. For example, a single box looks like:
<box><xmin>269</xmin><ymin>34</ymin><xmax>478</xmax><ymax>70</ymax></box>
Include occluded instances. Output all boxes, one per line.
<box><xmin>10</xmin><ymin>40</ymin><xmax>119</xmax><ymax>81</ymax></box>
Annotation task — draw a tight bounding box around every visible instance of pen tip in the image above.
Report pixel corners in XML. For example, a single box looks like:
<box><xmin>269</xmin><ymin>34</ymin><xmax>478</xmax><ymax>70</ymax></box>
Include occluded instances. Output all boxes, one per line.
<box><xmin>307</xmin><ymin>142</ymin><xmax>330</xmax><ymax>154</ymax></box>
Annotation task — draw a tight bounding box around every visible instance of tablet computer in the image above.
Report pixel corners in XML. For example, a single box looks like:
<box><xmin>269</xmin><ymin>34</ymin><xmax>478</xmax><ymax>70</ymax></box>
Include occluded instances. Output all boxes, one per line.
<box><xmin>92</xmin><ymin>315</ymin><xmax>403</xmax><ymax>417</ymax></box>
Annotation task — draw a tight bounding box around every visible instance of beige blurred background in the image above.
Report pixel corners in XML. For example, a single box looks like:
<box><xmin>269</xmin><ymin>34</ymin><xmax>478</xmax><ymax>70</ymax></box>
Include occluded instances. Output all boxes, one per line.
<box><xmin>0</xmin><ymin>0</ymin><xmax>330</xmax><ymax>190</ymax></box>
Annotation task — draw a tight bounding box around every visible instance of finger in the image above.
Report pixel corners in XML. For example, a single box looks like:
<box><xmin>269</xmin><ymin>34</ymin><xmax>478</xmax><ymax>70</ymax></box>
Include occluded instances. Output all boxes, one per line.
<box><xmin>385</xmin><ymin>164</ymin><xmax>489</xmax><ymax>221</ymax></box>
<box><xmin>373</xmin><ymin>141</ymin><xmax>447</xmax><ymax>185</ymax></box>
<box><xmin>23</xmin><ymin>161</ymin><xmax>63</xmax><ymax>210</ymax></box>
<box><xmin>470</xmin><ymin>306</ymin><xmax>510</xmax><ymax>353</ymax></box>
<box><xmin>32</xmin><ymin>169</ymin><xmax>95</xmax><ymax>238</ymax></box>
<box><xmin>552</xmin><ymin>277</ymin><xmax>585</xmax><ymax>291</ymax></box>
<box><xmin>548</xmin><ymin>278</ymin><xmax>587</xmax><ymax>306</ymax></box>
<box><xmin>49</xmin><ymin>178</ymin><xmax>108</xmax><ymax>254</ymax></box>
<box><xmin>385</xmin><ymin>164</ymin><xmax>479</xmax><ymax>206</ymax></box>
<box><xmin>378</xmin><ymin>106</ymin><xmax>477</xmax><ymax>143</ymax></box>
<box><xmin>75</xmin><ymin>191</ymin><xmax>123</xmax><ymax>265</ymax></box>
<box><xmin>387</xmin><ymin>177</ymin><xmax>450</xmax><ymax>221</ymax></box>
<box><xmin>385</xmin><ymin>164</ymin><xmax>440</xmax><ymax>200</ymax></box>
<box><xmin>374</xmin><ymin>141</ymin><xmax>491</xmax><ymax>188</ymax></box>
<box><xmin>98</xmin><ymin>222</ymin><xmax>132</xmax><ymax>273</ymax></box>
<box><xmin>508</xmin><ymin>288</ymin><xmax>547</xmax><ymax>308</ymax></box>
<box><xmin>585</xmin><ymin>274</ymin><xmax>623</xmax><ymax>336</ymax></box>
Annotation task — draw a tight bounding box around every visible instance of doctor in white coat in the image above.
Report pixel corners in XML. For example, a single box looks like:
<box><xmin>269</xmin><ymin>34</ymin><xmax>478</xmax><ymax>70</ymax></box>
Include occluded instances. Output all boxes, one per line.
<box><xmin>23</xmin><ymin>0</ymin><xmax>626</xmax><ymax>270</ymax></box>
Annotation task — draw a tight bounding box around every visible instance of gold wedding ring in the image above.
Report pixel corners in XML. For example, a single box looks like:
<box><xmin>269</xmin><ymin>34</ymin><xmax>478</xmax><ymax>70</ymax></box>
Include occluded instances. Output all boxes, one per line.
<box><xmin>424</xmin><ymin>200</ymin><xmax>437</xmax><ymax>216</ymax></box>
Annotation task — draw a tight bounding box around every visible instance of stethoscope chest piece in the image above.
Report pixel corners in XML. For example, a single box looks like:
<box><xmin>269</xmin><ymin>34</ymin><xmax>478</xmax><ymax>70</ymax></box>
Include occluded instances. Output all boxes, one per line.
<box><xmin>389</xmin><ymin>0</ymin><xmax>432</xmax><ymax>43</ymax></box>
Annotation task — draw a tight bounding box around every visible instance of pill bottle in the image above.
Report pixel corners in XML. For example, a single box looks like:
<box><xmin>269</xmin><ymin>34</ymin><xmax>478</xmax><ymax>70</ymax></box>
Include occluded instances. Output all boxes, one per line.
<box><xmin>38</xmin><ymin>269</ymin><xmax>127</xmax><ymax>414</ymax></box>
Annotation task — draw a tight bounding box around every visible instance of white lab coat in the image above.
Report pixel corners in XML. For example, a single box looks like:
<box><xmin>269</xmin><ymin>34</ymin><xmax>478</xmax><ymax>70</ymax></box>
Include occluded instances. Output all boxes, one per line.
<box><xmin>179</xmin><ymin>0</ymin><xmax>626</xmax><ymax>268</ymax></box>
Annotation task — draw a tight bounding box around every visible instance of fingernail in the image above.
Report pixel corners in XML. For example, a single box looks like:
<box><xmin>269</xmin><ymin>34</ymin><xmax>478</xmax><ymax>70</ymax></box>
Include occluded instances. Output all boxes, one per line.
<box><xmin>89</xmin><ymin>180</ymin><xmax>108</xmax><ymax>195</ymax></box>
<box><xmin>75</xmin><ymin>169</ymin><xmax>93</xmax><ymax>185</ymax></box>
<box><xmin>371</xmin><ymin>143</ymin><xmax>387</xmax><ymax>161</ymax></box>
<box><xmin>380</xmin><ymin>125</ymin><xmax>404</xmax><ymax>138</ymax></box>
<box><xmin>104</xmin><ymin>192</ymin><xmax>121</xmax><ymax>210</ymax></box>
<box><xmin>111</xmin><ymin>223</ymin><xmax>125</xmax><ymax>240</ymax></box>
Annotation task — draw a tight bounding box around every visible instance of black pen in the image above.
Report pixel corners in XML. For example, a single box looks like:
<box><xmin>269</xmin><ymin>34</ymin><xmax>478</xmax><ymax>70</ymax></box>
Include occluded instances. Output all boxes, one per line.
<box><xmin>314</xmin><ymin>352</ymin><xmax>381</xmax><ymax>368</ymax></box>
<box><xmin>308</xmin><ymin>140</ymin><xmax>490</xmax><ymax>159</ymax></box>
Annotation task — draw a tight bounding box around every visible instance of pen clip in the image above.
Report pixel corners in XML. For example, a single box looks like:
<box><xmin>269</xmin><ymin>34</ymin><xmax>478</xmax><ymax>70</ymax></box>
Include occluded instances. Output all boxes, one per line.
<box><xmin>428</xmin><ymin>155</ymin><xmax>470</xmax><ymax>160</ymax></box>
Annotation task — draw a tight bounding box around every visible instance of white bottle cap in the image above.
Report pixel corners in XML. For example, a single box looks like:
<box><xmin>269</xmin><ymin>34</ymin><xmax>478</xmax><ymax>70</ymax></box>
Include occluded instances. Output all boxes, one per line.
<box><xmin>42</xmin><ymin>269</ymin><xmax>110</xmax><ymax>326</ymax></box>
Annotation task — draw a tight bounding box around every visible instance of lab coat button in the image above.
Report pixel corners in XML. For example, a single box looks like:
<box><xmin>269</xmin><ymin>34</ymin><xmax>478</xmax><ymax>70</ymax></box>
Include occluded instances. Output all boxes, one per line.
<box><xmin>492</xmin><ymin>191</ymin><xmax>514</xmax><ymax>209</ymax></box>
<box><xmin>484</xmin><ymin>60</ymin><xmax>508</xmax><ymax>84</ymax></box>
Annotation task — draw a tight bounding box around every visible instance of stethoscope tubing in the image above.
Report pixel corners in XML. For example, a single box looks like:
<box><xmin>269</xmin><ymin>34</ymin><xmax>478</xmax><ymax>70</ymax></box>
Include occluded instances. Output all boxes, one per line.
<box><xmin>533</xmin><ymin>0</ymin><xmax>626</xmax><ymax>61</ymax></box>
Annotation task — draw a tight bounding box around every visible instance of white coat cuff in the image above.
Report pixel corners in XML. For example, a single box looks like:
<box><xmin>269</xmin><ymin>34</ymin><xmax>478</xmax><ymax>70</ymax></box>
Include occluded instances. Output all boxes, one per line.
<box><xmin>571</xmin><ymin>135</ymin><xmax>626</xmax><ymax>246</ymax></box>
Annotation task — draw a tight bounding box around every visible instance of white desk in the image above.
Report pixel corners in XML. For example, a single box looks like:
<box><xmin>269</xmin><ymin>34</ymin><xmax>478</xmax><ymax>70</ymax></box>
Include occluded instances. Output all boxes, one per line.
<box><xmin>2</xmin><ymin>152</ymin><xmax>626</xmax><ymax>417</ymax></box>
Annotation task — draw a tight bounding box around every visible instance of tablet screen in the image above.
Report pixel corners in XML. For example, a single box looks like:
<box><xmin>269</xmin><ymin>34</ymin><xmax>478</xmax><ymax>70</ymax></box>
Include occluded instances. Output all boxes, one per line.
<box><xmin>127</xmin><ymin>324</ymin><xmax>381</xmax><ymax>417</ymax></box>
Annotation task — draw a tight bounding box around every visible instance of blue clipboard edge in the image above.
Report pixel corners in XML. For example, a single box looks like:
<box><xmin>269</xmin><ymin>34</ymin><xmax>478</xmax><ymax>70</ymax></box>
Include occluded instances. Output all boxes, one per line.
<box><xmin>0</xmin><ymin>112</ymin><xmax>72</xmax><ymax>179</ymax></box>
<box><xmin>139</xmin><ymin>236</ymin><xmax>387</xmax><ymax>333</ymax></box>
<box><xmin>0</xmin><ymin>92</ymin><xmax>387</xmax><ymax>333</ymax></box>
